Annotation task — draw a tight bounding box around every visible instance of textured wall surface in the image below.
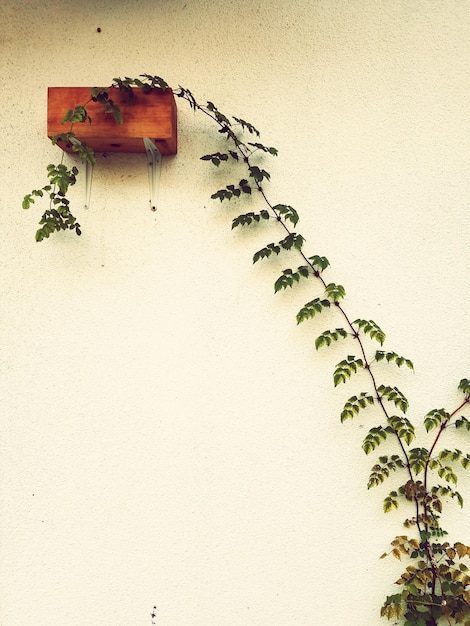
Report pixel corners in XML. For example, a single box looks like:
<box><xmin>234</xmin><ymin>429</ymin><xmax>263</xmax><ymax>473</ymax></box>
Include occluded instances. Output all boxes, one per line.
<box><xmin>1</xmin><ymin>1</ymin><xmax>469</xmax><ymax>624</ymax></box>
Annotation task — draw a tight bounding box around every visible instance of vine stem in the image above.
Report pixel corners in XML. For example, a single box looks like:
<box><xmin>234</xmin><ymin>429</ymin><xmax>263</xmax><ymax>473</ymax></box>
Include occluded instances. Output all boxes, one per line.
<box><xmin>43</xmin><ymin>79</ymin><xmax>468</xmax><ymax>624</ymax></box>
<box><xmin>255</xmin><ymin>186</ymin><xmax>419</xmax><ymax>490</ymax></box>
<box><xmin>111</xmin><ymin>83</ymin><xmax>469</xmax><ymax>624</ymax></box>
<box><xmin>258</xmin><ymin>179</ymin><xmax>464</xmax><ymax>624</ymax></box>
<box><xmin>257</xmin><ymin>185</ymin><xmax>460</xmax><ymax>625</ymax></box>
<box><xmin>190</xmin><ymin>90</ymin><xmax>425</xmax><ymax>511</ymax></box>
<box><xmin>423</xmin><ymin>396</ymin><xmax>470</xmax><ymax>623</ymax></box>
<box><xmin>182</xmin><ymin>95</ymin><xmax>466</xmax><ymax>624</ymax></box>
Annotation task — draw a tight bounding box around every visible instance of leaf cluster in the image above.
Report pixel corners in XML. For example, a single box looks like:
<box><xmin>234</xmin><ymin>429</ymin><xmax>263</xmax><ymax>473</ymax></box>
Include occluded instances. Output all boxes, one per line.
<box><xmin>200</xmin><ymin>151</ymin><xmax>239</xmax><ymax>167</ymax></box>
<box><xmin>333</xmin><ymin>355</ymin><xmax>364</xmax><ymax>386</ymax></box>
<box><xmin>211</xmin><ymin>179</ymin><xmax>252</xmax><ymax>202</ymax></box>
<box><xmin>376</xmin><ymin>350</ymin><xmax>414</xmax><ymax>370</ymax></box>
<box><xmin>232</xmin><ymin>116</ymin><xmax>260</xmax><ymax>136</ymax></box>
<box><xmin>61</xmin><ymin>105</ymin><xmax>91</xmax><ymax>125</ymax></box>
<box><xmin>352</xmin><ymin>318</ymin><xmax>385</xmax><ymax>345</ymax></box>
<box><xmin>232</xmin><ymin>210</ymin><xmax>269</xmax><ymax>229</ymax></box>
<box><xmin>377</xmin><ymin>384</ymin><xmax>409</xmax><ymax>413</ymax></box>
<box><xmin>274</xmin><ymin>266</ymin><xmax>310</xmax><ymax>293</ymax></box>
<box><xmin>23</xmin><ymin>75</ymin><xmax>470</xmax><ymax>624</ymax></box>
<box><xmin>382</xmin><ymin>537</ymin><xmax>470</xmax><ymax>625</ymax></box>
<box><xmin>50</xmin><ymin>133</ymin><xmax>95</xmax><ymax>165</ymax></box>
<box><xmin>248</xmin><ymin>141</ymin><xmax>278</xmax><ymax>156</ymax></box>
<box><xmin>340</xmin><ymin>392</ymin><xmax>374</xmax><ymax>421</ymax></box>
<box><xmin>89</xmin><ymin>88</ymin><xmax>123</xmax><ymax>124</ymax></box>
<box><xmin>23</xmin><ymin>163</ymin><xmax>81</xmax><ymax>241</ymax></box>
<box><xmin>325</xmin><ymin>282</ymin><xmax>345</xmax><ymax>302</ymax></box>
<box><xmin>272</xmin><ymin>204</ymin><xmax>299</xmax><ymax>227</ymax></box>
<box><xmin>315</xmin><ymin>328</ymin><xmax>349</xmax><ymax>350</ymax></box>
<box><xmin>113</xmin><ymin>74</ymin><xmax>169</xmax><ymax>94</ymax></box>
<box><xmin>459</xmin><ymin>379</ymin><xmax>470</xmax><ymax>396</ymax></box>
<box><xmin>296</xmin><ymin>298</ymin><xmax>331</xmax><ymax>324</ymax></box>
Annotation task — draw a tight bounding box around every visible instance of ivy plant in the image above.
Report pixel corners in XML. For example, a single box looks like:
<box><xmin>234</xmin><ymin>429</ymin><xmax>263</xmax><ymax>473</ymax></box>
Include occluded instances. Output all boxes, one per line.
<box><xmin>23</xmin><ymin>75</ymin><xmax>470</xmax><ymax>625</ymax></box>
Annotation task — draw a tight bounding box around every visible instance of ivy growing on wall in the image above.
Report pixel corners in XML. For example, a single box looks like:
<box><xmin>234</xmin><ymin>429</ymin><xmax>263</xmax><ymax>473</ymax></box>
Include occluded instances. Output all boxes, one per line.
<box><xmin>23</xmin><ymin>76</ymin><xmax>470</xmax><ymax>626</ymax></box>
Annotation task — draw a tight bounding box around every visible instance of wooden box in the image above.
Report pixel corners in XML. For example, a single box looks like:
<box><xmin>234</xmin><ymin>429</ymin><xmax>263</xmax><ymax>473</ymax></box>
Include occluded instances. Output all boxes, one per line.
<box><xmin>47</xmin><ymin>87</ymin><xmax>177</xmax><ymax>155</ymax></box>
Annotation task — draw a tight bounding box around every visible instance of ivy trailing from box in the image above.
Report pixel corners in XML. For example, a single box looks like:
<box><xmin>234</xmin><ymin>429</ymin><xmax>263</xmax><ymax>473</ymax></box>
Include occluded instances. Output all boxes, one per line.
<box><xmin>21</xmin><ymin>88</ymin><xmax>123</xmax><ymax>240</ymax></box>
<box><xmin>23</xmin><ymin>76</ymin><xmax>470</xmax><ymax>625</ymax></box>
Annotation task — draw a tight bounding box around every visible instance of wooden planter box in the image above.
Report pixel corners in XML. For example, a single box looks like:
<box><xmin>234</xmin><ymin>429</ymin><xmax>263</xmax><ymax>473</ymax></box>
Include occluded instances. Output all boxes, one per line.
<box><xmin>47</xmin><ymin>87</ymin><xmax>177</xmax><ymax>155</ymax></box>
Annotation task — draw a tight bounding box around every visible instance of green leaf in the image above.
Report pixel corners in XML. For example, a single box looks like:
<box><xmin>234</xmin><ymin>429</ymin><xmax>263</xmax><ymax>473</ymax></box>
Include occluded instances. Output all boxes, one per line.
<box><xmin>51</xmin><ymin>131</ymin><xmax>75</xmax><ymax>147</ymax></box>
<box><xmin>94</xmin><ymin>92</ymin><xmax>123</xmax><ymax>125</ymax></box>
<box><xmin>340</xmin><ymin>392</ymin><xmax>375</xmax><ymax>421</ymax></box>
<box><xmin>325</xmin><ymin>283</ymin><xmax>345</xmax><ymax>302</ymax></box>
<box><xmin>279</xmin><ymin>232</ymin><xmax>305</xmax><ymax>251</ymax></box>
<box><xmin>253</xmin><ymin>242</ymin><xmax>281</xmax><ymax>263</ymax></box>
<box><xmin>431</xmin><ymin>484</ymin><xmax>464</xmax><ymax>507</ymax></box>
<box><xmin>45</xmin><ymin>163</ymin><xmax>78</xmax><ymax>195</ymax></box>
<box><xmin>175</xmin><ymin>86</ymin><xmax>198</xmax><ymax>110</ymax></box>
<box><xmin>458</xmin><ymin>378</ymin><xmax>470</xmax><ymax>395</ymax></box>
<box><xmin>333</xmin><ymin>355</ymin><xmax>364</xmax><ymax>386</ymax></box>
<box><xmin>274</xmin><ymin>267</ymin><xmax>310</xmax><ymax>293</ymax></box>
<box><xmin>248</xmin><ymin>142</ymin><xmax>278</xmax><ymax>156</ymax></box>
<box><xmin>437</xmin><ymin>465</ymin><xmax>458</xmax><ymax>484</ymax></box>
<box><xmin>388</xmin><ymin>415</ymin><xmax>415</xmax><ymax>445</ymax></box>
<box><xmin>232</xmin><ymin>116</ymin><xmax>260</xmax><ymax>136</ymax></box>
<box><xmin>383</xmin><ymin>493</ymin><xmax>400</xmax><ymax>511</ymax></box>
<box><xmin>206</xmin><ymin>102</ymin><xmax>231</xmax><ymax>127</ymax></box>
<box><xmin>138</xmin><ymin>74</ymin><xmax>169</xmax><ymax>91</ymax></box>
<box><xmin>441</xmin><ymin>448</ymin><xmax>463</xmax><ymax>462</ymax></box>
<box><xmin>91</xmin><ymin>87</ymin><xmax>109</xmax><ymax>99</ymax></box>
<box><xmin>61</xmin><ymin>105</ymin><xmax>90</xmax><ymax>124</ymax></box>
<box><xmin>438</xmin><ymin>448</ymin><xmax>470</xmax><ymax>469</ymax></box>
<box><xmin>248</xmin><ymin>165</ymin><xmax>270</xmax><ymax>183</ymax></box>
<box><xmin>353</xmin><ymin>319</ymin><xmax>386</xmax><ymax>345</ymax></box>
<box><xmin>200</xmin><ymin>152</ymin><xmax>229</xmax><ymax>166</ymax></box>
<box><xmin>34</xmin><ymin>201</ymin><xmax>81</xmax><ymax>241</ymax></box>
<box><xmin>218</xmin><ymin>124</ymin><xmax>242</xmax><ymax>145</ymax></box>
<box><xmin>296</xmin><ymin>298</ymin><xmax>331</xmax><ymax>324</ymax></box>
<box><xmin>377</xmin><ymin>385</ymin><xmax>409</xmax><ymax>413</ymax></box>
<box><xmin>363</xmin><ymin>425</ymin><xmax>393</xmax><ymax>454</ymax></box>
<box><xmin>274</xmin><ymin>269</ymin><xmax>297</xmax><ymax>292</ymax></box>
<box><xmin>232</xmin><ymin>211</ymin><xmax>270</xmax><ymax>229</ymax></box>
<box><xmin>211</xmin><ymin>188</ymin><xmax>233</xmax><ymax>202</ymax></box>
<box><xmin>272</xmin><ymin>204</ymin><xmax>299</xmax><ymax>227</ymax></box>
<box><xmin>367</xmin><ymin>454</ymin><xmax>405</xmax><ymax>488</ymax></box>
<box><xmin>212</xmin><ymin>180</ymin><xmax>252</xmax><ymax>202</ymax></box>
<box><xmin>455</xmin><ymin>416</ymin><xmax>470</xmax><ymax>431</ymax></box>
<box><xmin>424</xmin><ymin>408</ymin><xmax>450</xmax><ymax>432</ymax></box>
<box><xmin>381</xmin><ymin>594</ymin><xmax>404</xmax><ymax>620</ymax></box>
<box><xmin>129</xmin><ymin>78</ymin><xmax>147</xmax><ymax>91</ymax></box>
<box><xmin>61</xmin><ymin>108</ymin><xmax>74</xmax><ymax>124</ymax></box>
<box><xmin>239</xmin><ymin>179</ymin><xmax>252</xmax><ymax>194</ymax></box>
<box><xmin>111</xmin><ymin>103</ymin><xmax>123</xmax><ymax>125</ymax></box>
<box><xmin>22</xmin><ymin>194</ymin><xmax>33</xmax><ymax>209</ymax></box>
<box><xmin>69</xmin><ymin>137</ymin><xmax>96</xmax><ymax>165</ymax></box>
<box><xmin>315</xmin><ymin>328</ymin><xmax>349</xmax><ymax>350</ymax></box>
<box><xmin>408</xmin><ymin>448</ymin><xmax>430</xmax><ymax>474</ymax></box>
<box><xmin>375</xmin><ymin>350</ymin><xmax>414</xmax><ymax>370</ymax></box>
<box><xmin>253</xmin><ymin>232</ymin><xmax>309</xmax><ymax>260</ymax></box>
<box><xmin>309</xmin><ymin>255</ymin><xmax>330</xmax><ymax>272</ymax></box>
<box><xmin>110</xmin><ymin>77</ymin><xmax>132</xmax><ymax>93</ymax></box>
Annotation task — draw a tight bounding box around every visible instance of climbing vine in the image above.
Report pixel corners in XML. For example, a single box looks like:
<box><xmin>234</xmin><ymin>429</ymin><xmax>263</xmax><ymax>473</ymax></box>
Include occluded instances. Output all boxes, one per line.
<box><xmin>23</xmin><ymin>75</ymin><xmax>470</xmax><ymax>625</ymax></box>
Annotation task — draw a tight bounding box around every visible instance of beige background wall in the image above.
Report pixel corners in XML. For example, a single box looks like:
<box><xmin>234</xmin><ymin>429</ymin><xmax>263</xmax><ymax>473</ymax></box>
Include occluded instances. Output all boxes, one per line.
<box><xmin>1</xmin><ymin>1</ymin><xmax>469</xmax><ymax>624</ymax></box>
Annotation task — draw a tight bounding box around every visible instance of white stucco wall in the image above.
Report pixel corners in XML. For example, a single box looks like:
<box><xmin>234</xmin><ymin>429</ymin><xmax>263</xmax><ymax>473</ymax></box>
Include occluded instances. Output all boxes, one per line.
<box><xmin>1</xmin><ymin>1</ymin><xmax>469</xmax><ymax>624</ymax></box>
